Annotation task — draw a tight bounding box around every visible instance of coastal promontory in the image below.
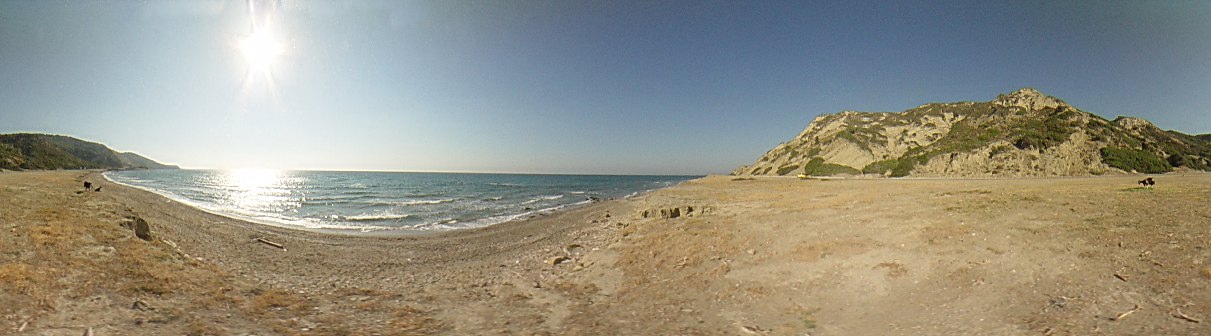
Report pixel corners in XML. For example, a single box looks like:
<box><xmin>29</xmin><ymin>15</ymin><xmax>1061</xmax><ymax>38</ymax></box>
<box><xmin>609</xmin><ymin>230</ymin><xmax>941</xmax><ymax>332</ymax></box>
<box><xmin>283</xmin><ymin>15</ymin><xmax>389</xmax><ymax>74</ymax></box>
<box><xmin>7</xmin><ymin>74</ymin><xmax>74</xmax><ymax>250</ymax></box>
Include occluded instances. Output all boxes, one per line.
<box><xmin>0</xmin><ymin>133</ymin><xmax>177</xmax><ymax>171</ymax></box>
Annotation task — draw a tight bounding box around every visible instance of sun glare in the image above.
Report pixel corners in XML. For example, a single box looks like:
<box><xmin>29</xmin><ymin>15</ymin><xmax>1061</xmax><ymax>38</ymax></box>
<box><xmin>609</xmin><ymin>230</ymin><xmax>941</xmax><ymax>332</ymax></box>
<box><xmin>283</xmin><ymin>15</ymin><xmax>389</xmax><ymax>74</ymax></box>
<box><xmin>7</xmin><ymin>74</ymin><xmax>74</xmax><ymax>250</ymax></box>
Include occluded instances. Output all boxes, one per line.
<box><xmin>228</xmin><ymin>168</ymin><xmax>281</xmax><ymax>190</ymax></box>
<box><xmin>237</xmin><ymin>0</ymin><xmax>284</xmax><ymax>90</ymax></box>
<box><xmin>239</xmin><ymin>27</ymin><xmax>282</xmax><ymax>78</ymax></box>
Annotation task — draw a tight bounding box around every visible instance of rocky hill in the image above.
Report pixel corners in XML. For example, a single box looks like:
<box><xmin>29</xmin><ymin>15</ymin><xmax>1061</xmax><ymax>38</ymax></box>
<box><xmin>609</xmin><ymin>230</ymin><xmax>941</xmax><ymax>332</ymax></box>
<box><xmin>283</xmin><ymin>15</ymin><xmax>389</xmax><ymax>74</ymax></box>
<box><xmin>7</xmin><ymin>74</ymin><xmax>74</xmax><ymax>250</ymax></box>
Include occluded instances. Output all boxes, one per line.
<box><xmin>735</xmin><ymin>88</ymin><xmax>1211</xmax><ymax>177</ymax></box>
<box><xmin>0</xmin><ymin>133</ymin><xmax>178</xmax><ymax>170</ymax></box>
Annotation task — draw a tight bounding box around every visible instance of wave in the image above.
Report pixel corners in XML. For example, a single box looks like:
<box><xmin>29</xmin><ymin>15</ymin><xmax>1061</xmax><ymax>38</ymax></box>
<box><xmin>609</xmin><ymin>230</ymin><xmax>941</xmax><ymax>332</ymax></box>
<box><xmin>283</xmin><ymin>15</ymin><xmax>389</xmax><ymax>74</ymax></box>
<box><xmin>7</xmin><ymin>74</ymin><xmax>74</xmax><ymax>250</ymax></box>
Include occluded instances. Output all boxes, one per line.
<box><xmin>395</xmin><ymin>198</ymin><xmax>457</xmax><ymax>206</ymax></box>
<box><xmin>521</xmin><ymin>194</ymin><xmax>564</xmax><ymax>205</ymax></box>
<box><xmin>475</xmin><ymin>199</ymin><xmax>593</xmax><ymax>227</ymax></box>
<box><xmin>106</xmin><ymin>170</ymin><xmax>697</xmax><ymax>233</ymax></box>
<box><xmin>345</xmin><ymin>211</ymin><xmax>412</xmax><ymax>221</ymax></box>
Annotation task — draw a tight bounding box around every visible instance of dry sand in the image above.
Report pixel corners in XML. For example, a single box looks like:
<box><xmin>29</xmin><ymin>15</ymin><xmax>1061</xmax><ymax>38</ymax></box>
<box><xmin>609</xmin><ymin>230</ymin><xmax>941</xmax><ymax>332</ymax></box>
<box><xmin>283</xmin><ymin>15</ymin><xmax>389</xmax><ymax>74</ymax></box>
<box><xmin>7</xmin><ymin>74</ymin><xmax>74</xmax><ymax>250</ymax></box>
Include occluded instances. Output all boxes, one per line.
<box><xmin>3</xmin><ymin>170</ymin><xmax>1211</xmax><ymax>335</ymax></box>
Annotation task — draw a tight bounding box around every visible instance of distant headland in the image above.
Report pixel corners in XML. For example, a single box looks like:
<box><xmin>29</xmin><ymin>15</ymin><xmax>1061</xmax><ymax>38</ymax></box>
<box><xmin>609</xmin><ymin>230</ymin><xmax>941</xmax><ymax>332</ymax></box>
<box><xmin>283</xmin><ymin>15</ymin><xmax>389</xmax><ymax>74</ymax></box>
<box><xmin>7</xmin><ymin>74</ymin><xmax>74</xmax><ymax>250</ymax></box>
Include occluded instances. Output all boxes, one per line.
<box><xmin>0</xmin><ymin>133</ymin><xmax>177</xmax><ymax>171</ymax></box>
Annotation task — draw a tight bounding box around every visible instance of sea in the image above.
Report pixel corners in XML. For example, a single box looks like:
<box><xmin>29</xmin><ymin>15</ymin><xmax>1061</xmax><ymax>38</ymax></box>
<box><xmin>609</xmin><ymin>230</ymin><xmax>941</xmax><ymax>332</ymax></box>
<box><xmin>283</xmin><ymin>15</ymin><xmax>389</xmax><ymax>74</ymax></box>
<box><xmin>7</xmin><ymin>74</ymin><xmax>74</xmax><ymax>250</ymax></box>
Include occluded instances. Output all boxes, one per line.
<box><xmin>104</xmin><ymin>169</ymin><xmax>698</xmax><ymax>233</ymax></box>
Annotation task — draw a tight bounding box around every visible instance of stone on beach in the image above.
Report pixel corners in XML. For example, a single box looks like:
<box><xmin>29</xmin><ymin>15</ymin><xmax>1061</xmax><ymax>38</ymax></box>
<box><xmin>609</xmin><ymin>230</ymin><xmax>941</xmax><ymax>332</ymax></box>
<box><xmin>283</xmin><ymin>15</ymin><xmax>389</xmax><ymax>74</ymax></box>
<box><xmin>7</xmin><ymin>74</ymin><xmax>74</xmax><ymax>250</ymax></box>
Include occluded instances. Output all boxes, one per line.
<box><xmin>546</xmin><ymin>256</ymin><xmax>570</xmax><ymax>265</ymax></box>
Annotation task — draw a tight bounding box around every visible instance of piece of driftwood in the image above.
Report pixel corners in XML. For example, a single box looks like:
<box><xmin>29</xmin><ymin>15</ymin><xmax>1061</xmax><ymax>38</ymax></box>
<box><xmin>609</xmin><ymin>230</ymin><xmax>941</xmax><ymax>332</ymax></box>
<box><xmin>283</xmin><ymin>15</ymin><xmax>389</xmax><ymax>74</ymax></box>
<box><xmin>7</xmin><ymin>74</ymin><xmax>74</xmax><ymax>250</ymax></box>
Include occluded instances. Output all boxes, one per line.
<box><xmin>256</xmin><ymin>237</ymin><xmax>285</xmax><ymax>250</ymax></box>
<box><xmin>1174</xmin><ymin>309</ymin><xmax>1201</xmax><ymax>323</ymax></box>
<box><xmin>1113</xmin><ymin>273</ymin><xmax>1128</xmax><ymax>282</ymax></box>
<box><xmin>1112</xmin><ymin>304</ymin><xmax>1142</xmax><ymax>321</ymax></box>
<box><xmin>83</xmin><ymin>327</ymin><xmax>93</xmax><ymax>336</ymax></box>
<box><xmin>17</xmin><ymin>321</ymin><xmax>27</xmax><ymax>332</ymax></box>
<box><xmin>739</xmin><ymin>324</ymin><xmax>770</xmax><ymax>334</ymax></box>
<box><xmin>131</xmin><ymin>300</ymin><xmax>154</xmax><ymax>311</ymax></box>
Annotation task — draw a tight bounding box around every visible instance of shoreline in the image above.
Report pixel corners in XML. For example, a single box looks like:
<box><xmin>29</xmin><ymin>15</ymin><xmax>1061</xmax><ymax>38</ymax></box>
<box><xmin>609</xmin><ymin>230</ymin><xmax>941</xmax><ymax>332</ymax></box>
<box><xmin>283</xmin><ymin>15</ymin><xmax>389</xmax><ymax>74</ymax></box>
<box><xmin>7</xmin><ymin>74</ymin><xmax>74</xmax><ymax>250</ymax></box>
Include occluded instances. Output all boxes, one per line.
<box><xmin>98</xmin><ymin>169</ymin><xmax>686</xmax><ymax>238</ymax></box>
<box><xmin>100</xmin><ymin>171</ymin><xmax>445</xmax><ymax>237</ymax></box>
<box><xmin>89</xmin><ymin>170</ymin><xmax>634</xmax><ymax>243</ymax></box>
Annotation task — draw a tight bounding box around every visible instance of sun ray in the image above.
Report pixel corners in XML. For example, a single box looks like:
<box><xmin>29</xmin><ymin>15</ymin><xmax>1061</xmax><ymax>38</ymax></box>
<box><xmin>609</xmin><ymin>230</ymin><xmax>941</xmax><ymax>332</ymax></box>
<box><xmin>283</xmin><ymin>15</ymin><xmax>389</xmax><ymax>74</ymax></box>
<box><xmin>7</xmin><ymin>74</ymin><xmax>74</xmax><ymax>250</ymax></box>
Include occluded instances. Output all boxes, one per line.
<box><xmin>235</xmin><ymin>0</ymin><xmax>286</xmax><ymax>111</ymax></box>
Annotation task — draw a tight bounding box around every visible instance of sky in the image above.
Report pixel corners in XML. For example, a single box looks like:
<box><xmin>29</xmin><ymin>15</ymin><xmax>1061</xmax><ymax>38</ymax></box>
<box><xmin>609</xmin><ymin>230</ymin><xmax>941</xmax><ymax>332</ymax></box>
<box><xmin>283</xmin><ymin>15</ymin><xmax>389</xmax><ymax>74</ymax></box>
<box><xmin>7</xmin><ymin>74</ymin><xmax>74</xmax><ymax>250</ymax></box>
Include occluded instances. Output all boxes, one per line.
<box><xmin>1</xmin><ymin>1</ymin><xmax>1209</xmax><ymax>175</ymax></box>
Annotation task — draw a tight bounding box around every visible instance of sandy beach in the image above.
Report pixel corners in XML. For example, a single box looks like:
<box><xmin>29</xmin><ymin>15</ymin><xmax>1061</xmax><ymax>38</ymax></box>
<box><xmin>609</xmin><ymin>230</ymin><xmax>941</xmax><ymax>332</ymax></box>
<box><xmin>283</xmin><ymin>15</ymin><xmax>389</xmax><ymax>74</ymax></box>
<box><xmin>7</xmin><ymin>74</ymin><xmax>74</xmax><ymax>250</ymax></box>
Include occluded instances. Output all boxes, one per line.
<box><xmin>3</xmin><ymin>170</ymin><xmax>1211</xmax><ymax>335</ymax></box>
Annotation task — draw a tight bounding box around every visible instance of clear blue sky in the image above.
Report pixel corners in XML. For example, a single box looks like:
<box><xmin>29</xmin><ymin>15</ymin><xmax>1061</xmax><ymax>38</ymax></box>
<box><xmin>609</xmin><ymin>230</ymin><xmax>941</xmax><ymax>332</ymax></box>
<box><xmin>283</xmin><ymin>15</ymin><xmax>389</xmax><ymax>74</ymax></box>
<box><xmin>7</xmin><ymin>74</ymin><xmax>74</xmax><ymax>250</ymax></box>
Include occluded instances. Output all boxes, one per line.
<box><xmin>1</xmin><ymin>1</ymin><xmax>1208</xmax><ymax>174</ymax></box>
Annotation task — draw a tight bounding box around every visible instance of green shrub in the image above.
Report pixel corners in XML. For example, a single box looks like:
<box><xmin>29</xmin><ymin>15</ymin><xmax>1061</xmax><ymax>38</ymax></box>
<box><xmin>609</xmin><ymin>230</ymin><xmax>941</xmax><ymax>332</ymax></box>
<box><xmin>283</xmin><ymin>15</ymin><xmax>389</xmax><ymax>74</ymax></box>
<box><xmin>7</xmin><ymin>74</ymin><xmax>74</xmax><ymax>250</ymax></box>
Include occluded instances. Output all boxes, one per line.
<box><xmin>775</xmin><ymin>164</ymin><xmax>800</xmax><ymax>175</ymax></box>
<box><xmin>1100</xmin><ymin>147</ymin><xmax>1172</xmax><ymax>173</ymax></box>
<box><xmin>862</xmin><ymin>159</ymin><xmax>899</xmax><ymax>175</ymax></box>
<box><xmin>802</xmin><ymin>157</ymin><xmax>860</xmax><ymax>176</ymax></box>
<box><xmin>812</xmin><ymin>163</ymin><xmax>861</xmax><ymax>176</ymax></box>
<box><xmin>802</xmin><ymin>157</ymin><xmax>825</xmax><ymax>171</ymax></box>
<box><xmin>890</xmin><ymin>158</ymin><xmax>917</xmax><ymax>177</ymax></box>
<box><xmin>1121</xmin><ymin>136</ymin><xmax>1142</xmax><ymax>148</ymax></box>
<box><xmin>1010</xmin><ymin>112</ymin><xmax>1075</xmax><ymax>150</ymax></box>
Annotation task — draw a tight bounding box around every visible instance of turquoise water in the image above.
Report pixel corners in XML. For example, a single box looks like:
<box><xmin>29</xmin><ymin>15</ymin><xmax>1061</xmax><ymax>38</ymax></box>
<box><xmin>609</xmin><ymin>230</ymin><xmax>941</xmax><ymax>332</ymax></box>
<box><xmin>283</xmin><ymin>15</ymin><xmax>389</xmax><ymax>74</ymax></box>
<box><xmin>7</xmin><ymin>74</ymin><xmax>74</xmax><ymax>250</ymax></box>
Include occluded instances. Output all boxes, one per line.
<box><xmin>105</xmin><ymin>170</ymin><xmax>698</xmax><ymax>232</ymax></box>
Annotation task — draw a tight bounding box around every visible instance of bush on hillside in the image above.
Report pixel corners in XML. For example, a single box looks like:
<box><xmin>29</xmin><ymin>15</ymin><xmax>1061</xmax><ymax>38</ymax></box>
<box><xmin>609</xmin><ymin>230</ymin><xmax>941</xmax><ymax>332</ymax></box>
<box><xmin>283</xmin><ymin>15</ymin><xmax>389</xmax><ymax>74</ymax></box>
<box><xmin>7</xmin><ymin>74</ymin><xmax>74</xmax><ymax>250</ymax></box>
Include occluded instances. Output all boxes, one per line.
<box><xmin>803</xmin><ymin>157</ymin><xmax>860</xmax><ymax>176</ymax></box>
<box><xmin>890</xmin><ymin>158</ymin><xmax>915</xmax><ymax>177</ymax></box>
<box><xmin>775</xmin><ymin>164</ymin><xmax>800</xmax><ymax>175</ymax></box>
<box><xmin>1010</xmin><ymin>110</ymin><xmax>1076</xmax><ymax>150</ymax></box>
<box><xmin>1100</xmin><ymin>147</ymin><xmax>1172</xmax><ymax>173</ymax></box>
<box><xmin>862</xmin><ymin>159</ymin><xmax>899</xmax><ymax>175</ymax></box>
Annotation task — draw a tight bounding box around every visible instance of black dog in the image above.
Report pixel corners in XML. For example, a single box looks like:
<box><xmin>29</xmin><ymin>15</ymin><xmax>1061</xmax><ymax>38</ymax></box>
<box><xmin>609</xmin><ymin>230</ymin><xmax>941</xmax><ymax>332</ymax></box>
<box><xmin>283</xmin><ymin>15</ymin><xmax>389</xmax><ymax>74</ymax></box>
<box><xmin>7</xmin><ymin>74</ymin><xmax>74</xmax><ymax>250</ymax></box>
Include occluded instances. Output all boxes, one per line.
<box><xmin>84</xmin><ymin>181</ymin><xmax>92</xmax><ymax>190</ymax></box>
<box><xmin>1137</xmin><ymin>177</ymin><xmax>1155</xmax><ymax>187</ymax></box>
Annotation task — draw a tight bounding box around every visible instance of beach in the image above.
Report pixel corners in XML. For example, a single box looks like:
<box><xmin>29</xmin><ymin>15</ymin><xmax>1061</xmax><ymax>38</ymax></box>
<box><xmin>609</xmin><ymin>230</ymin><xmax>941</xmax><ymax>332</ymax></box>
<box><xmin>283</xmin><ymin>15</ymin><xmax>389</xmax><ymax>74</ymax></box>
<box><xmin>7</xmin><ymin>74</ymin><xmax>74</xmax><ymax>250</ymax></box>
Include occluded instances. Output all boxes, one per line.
<box><xmin>4</xmin><ymin>170</ymin><xmax>1211</xmax><ymax>335</ymax></box>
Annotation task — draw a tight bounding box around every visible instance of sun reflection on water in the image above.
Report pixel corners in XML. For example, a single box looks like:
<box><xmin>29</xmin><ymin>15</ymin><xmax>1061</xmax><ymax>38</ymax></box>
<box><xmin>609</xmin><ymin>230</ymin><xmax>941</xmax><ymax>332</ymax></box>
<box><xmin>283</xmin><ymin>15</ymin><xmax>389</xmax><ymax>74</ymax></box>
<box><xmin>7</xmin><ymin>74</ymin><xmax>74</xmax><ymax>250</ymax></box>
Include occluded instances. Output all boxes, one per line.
<box><xmin>220</xmin><ymin>169</ymin><xmax>301</xmax><ymax>215</ymax></box>
<box><xmin>229</xmin><ymin>168</ymin><xmax>280</xmax><ymax>190</ymax></box>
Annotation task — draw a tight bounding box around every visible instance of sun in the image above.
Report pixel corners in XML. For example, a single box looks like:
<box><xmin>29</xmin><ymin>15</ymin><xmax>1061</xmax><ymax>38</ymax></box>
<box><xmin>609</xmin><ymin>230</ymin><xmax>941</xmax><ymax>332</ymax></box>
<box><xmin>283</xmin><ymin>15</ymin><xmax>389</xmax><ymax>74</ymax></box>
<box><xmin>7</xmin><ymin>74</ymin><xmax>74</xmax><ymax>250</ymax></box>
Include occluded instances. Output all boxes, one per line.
<box><xmin>238</xmin><ymin>27</ymin><xmax>282</xmax><ymax>77</ymax></box>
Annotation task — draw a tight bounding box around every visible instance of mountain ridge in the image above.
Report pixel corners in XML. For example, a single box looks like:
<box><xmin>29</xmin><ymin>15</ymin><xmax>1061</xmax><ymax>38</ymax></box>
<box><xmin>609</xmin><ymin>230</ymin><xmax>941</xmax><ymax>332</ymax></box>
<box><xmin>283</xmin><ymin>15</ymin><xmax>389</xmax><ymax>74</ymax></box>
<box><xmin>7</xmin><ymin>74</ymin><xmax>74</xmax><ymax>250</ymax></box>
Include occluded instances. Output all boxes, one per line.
<box><xmin>735</xmin><ymin>89</ymin><xmax>1211</xmax><ymax>177</ymax></box>
<box><xmin>0</xmin><ymin>133</ymin><xmax>178</xmax><ymax>171</ymax></box>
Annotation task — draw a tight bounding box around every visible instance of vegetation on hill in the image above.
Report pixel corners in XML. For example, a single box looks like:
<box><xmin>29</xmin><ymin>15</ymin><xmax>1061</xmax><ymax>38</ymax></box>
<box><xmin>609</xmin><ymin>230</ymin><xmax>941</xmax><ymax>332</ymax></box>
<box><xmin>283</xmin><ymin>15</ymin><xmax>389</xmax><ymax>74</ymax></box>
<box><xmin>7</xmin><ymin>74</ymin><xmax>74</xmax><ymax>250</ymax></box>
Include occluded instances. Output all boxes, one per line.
<box><xmin>0</xmin><ymin>133</ymin><xmax>177</xmax><ymax>171</ymax></box>
<box><xmin>802</xmin><ymin>157</ymin><xmax>860</xmax><ymax>176</ymax></box>
<box><xmin>735</xmin><ymin>88</ymin><xmax>1211</xmax><ymax>177</ymax></box>
<box><xmin>1099</xmin><ymin>147</ymin><xmax>1172</xmax><ymax>173</ymax></box>
<box><xmin>861</xmin><ymin>159</ymin><xmax>899</xmax><ymax>175</ymax></box>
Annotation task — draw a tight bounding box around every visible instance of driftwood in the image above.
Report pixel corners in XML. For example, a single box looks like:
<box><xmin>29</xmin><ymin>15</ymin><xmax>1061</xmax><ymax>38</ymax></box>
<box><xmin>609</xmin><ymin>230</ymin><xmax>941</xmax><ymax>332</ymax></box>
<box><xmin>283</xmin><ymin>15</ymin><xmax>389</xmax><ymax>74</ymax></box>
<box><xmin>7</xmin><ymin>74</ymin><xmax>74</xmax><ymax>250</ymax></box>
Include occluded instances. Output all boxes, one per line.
<box><xmin>131</xmin><ymin>300</ymin><xmax>154</xmax><ymax>311</ymax></box>
<box><xmin>1174</xmin><ymin>309</ymin><xmax>1201</xmax><ymax>323</ymax></box>
<box><xmin>17</xmin><ymin>321</ymin><xmax>27</xmax><ymax>332</ymax></box>
<box><xmin>83</xmin><ymin>327</ymin><xmax>93</xmax><ymax>336</ymax></box>
<box><xmin>255</xmin><ymin>237</ymin><xmax>285</xmax><ymax>250</ymax></box>
<box><xmin>1112</xmin><ymin>304</ymin><xmax>1142</xmax><ymax>321</ymax></box>
<box><xmin>739</xmin><ymin>324</ymin><xmax>770</xmax><ymax>334</ymax></box>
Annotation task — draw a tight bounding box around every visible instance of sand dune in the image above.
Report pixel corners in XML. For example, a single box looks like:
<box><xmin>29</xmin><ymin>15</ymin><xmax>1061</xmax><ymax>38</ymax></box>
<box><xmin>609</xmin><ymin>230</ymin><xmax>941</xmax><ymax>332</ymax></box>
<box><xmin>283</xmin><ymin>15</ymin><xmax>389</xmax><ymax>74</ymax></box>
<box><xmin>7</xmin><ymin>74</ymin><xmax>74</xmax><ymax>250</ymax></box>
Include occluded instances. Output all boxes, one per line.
<box><xmin>3</xmin><ymin>171</ymin><xmax>1210</xmax><ymax>335</ymax></box>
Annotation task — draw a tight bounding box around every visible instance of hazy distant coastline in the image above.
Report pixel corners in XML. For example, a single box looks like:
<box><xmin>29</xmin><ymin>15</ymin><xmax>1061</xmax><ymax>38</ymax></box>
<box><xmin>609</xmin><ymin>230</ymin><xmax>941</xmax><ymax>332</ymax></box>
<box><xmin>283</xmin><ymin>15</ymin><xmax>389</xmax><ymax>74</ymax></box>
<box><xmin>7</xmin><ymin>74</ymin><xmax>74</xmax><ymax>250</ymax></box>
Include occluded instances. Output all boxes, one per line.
<box><xmin>0</xmin><ymin>133</ymin><xmax>177</xmax><ymax>171</ymax></box>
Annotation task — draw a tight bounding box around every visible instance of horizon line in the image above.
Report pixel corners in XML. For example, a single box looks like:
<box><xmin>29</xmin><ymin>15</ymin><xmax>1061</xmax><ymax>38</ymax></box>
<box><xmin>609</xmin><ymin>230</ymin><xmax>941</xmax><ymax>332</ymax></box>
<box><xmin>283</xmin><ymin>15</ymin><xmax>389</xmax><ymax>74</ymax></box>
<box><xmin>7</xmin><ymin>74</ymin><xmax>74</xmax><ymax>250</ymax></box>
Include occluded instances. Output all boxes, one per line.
<box><xmin>168</xmin><ymin>167</ymin><xmax>710</xmax><ymax>177</ymax></box>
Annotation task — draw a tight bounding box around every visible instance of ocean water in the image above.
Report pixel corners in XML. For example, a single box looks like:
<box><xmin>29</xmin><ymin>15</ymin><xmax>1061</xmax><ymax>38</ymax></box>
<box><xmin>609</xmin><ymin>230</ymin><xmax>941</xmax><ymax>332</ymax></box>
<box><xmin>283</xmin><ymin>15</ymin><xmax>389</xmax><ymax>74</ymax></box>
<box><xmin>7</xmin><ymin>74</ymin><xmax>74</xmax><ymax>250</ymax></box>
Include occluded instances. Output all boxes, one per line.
<box><xmin>105</xmin><ymin>169</ymin><xmax>698</xmax><ymax>233</ymax></box>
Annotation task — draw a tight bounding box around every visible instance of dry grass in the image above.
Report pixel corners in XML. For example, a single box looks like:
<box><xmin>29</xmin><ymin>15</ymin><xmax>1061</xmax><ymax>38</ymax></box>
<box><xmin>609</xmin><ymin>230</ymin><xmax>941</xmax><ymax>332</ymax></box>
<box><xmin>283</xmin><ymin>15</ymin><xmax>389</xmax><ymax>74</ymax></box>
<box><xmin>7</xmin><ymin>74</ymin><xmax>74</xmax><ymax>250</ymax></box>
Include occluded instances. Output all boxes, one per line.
<box><xmin>0</xmin><ymin>262</ymin><xmax>54</xmax><ymax>309</ymax></box>
<box><xmin>0</xmin><ymin>172</ymin><xmax>456</xmax><ymax>335</ymax></box>
<box><xmin>386</xmin><ymin>306</ymin><xmax>444</xmax><ymax>335</ymax></box>
<box><xmin>249</xmin><ymin>290</ymin><xmax>314</xmax><ymax>315</ymax></box>
<box><xmin>874</xmin><ymin>262</ymin><xmax>909</xmax><ymax>277</ymax></box>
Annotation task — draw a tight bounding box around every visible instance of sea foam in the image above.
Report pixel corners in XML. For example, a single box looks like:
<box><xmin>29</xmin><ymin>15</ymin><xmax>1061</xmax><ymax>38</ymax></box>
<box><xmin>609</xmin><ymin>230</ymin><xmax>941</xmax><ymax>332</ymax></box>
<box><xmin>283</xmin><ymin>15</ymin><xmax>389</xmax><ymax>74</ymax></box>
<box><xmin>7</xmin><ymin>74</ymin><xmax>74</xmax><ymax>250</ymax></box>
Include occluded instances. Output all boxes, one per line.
<box><xmin>107</xmin><ymin>170</ymin><xmax>698</xmax><ymax>233</ymax></box>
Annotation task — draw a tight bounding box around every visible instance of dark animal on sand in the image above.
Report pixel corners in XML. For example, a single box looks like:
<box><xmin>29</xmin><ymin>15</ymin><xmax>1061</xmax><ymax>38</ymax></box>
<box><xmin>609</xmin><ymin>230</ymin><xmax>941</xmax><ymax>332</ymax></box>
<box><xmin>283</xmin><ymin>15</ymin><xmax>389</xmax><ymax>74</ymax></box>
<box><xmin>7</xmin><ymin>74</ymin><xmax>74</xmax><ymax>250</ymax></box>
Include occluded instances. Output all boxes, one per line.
<box><xmin>84</xmin><ymin>181</ymin><xmax>92</xmax><ymax>190</ymax></box>
<box><xmin>94</xmin><ymin>187</ymin><xmax>102</xmax><ymax>192</ymax></box>
<box><xmin>1138</xmin><ymin>177</ymin><xmax>1155</xmax><ymax>187</ymax></box>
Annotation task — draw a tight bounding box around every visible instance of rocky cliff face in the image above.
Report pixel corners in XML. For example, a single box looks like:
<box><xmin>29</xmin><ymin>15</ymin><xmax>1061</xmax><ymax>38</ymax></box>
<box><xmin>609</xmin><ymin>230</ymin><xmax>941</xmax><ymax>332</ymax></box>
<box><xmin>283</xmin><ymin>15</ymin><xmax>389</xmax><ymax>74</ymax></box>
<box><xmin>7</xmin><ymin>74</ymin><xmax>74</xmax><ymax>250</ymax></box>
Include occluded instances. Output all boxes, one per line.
<box><xmin>736</xmin><ymin>88</ymin><xmax>1211</xmax><ymax>177</ymax></box>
